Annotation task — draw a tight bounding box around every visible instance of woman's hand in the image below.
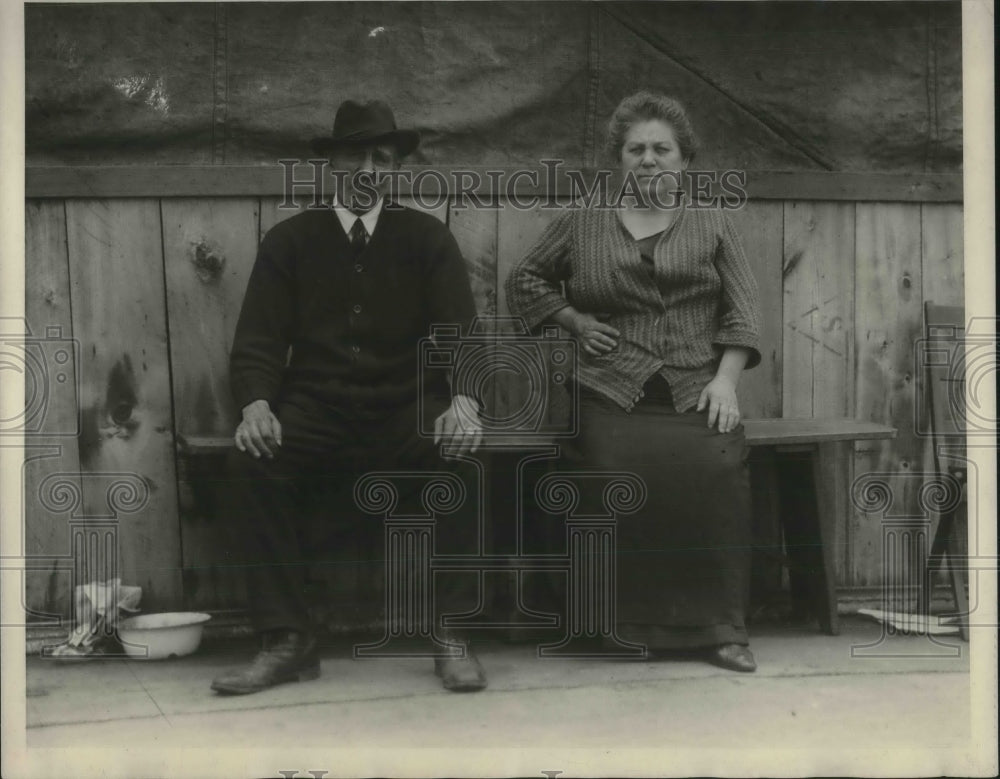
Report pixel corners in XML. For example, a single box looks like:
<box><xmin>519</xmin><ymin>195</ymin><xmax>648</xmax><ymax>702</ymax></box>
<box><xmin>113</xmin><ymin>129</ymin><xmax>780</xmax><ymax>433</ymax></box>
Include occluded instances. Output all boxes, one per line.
<box><xmin>696</xmin><ymin>376</ymin><xmax>741</xmax><ymax>433</ymax></box>
<box><xmin>235</xmin><ymin>399</ymin><xmax>282</xmax><ymax>459</ymax></box>
<box><xmin>567</xmin><ymin>311</ymin><xmax>620</xmax><ymax>357</ymax></box>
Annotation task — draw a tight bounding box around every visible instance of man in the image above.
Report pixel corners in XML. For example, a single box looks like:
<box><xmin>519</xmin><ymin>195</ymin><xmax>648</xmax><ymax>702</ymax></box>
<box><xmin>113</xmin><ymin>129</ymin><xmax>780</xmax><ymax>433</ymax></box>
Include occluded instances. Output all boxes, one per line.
<box><xmin>211</xmin><ymin>99</ymin><xmax>487</xmax><ymax>695</ymax></box>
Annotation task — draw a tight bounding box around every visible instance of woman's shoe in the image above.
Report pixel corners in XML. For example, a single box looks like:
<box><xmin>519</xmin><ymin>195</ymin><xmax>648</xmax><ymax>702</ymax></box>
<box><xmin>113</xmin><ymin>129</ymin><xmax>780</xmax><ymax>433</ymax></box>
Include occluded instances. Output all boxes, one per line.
<box><xmin>706</xmin><ymin>643</ymin><xmax>757</xmax><ymax>672</ymax></box>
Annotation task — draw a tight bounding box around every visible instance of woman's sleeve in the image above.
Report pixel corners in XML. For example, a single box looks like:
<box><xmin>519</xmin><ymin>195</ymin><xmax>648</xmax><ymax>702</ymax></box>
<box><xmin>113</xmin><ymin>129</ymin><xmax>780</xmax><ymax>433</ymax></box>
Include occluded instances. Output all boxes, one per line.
<box><xmin>503</xmin><ymin>209</ymin><xmax>575</xmax><ymax>330</ymax></box>
<box><xmin>712</xmin><ymin>212</ymin><xmax>763</xmax><ymax>369</ymax></box>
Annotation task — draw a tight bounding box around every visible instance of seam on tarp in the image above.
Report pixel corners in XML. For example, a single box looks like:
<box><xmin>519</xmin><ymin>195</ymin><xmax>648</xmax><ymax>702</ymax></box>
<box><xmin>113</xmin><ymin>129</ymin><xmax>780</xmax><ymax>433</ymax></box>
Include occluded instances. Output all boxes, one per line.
<box><xmin>584</xmin><ymin>3</ymin><xmax>601</xmax><ymax>168</ymax></box>
<box><xmin>212</xmin><ymin>3</ymin><xmax>229</xmax><ymax>164</ymax></box>
<box><xmin>599</xmin><ymin>4</ymin><xmax>835</xmax><ymax>171</ymax></box>
<box><xmin>931</xmin><ymin>15</ymin><xmax>940</xmax><ymax>171</ymax></box>
<box><xmin>923</xmin><ymin>6</ymin><xmax>939</xmax><ymax>173</ymax></box>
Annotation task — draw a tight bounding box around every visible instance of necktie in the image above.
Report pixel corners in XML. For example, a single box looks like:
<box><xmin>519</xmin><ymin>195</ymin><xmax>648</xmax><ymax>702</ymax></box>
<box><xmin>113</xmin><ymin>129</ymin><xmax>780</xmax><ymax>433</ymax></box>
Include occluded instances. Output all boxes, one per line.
<box><xmin>350</xmin><ymin>218</ymin><xmax>368</xmax><ymax>255</ymax></box>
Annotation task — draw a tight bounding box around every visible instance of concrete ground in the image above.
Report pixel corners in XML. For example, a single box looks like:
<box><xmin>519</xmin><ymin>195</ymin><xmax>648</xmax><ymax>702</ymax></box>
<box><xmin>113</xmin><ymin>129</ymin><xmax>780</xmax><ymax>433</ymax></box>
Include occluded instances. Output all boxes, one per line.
<box><xmin>22</xmin><ymin>616</ymin><xmax>974</xmax><ymax>764</ymax></box>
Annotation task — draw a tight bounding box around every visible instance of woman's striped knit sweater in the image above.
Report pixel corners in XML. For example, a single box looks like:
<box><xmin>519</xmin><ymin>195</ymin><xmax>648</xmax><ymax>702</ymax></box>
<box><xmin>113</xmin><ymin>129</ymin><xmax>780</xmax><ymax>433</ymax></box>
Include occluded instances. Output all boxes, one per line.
<box><xmin>505</xmin><ymin>204</ymin><xmax>762</xmax><ymax>413</ymax></box>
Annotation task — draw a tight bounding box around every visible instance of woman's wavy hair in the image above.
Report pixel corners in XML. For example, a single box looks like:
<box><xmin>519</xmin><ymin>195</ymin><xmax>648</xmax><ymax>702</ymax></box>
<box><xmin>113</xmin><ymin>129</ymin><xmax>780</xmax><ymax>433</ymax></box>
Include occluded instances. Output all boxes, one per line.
<box><xmin>605</xmin><ymin>91</ymin><xmax>699</xmax><ymax>164</ymax></box>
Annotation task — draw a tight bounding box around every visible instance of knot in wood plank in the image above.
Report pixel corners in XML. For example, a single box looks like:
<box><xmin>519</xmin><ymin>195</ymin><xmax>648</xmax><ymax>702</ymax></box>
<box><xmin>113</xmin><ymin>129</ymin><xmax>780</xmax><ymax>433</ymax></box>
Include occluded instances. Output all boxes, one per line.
<box><xmin>190</xmin><ymin>239</ymin><xmax>225</xmax><ymax>283</ymax></box>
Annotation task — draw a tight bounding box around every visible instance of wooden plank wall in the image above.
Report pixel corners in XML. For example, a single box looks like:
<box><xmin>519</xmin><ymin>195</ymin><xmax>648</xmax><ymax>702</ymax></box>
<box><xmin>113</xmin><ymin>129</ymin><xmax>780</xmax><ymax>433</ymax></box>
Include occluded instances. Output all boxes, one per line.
<box><xmin>22</xmin><ymin>195</ymin><xmax>965</xmax><ymax>618</ymax></box>
<box><xmin>24</xmin><ymin>201</ymin><xmax>81</xmax><ymax>621</ymax></box>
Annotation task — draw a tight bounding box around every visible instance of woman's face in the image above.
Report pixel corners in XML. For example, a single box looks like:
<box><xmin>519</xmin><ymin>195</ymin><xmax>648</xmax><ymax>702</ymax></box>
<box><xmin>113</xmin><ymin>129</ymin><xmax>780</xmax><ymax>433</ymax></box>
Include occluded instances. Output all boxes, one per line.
<box><xmin>620</xmin><ymin>119</ymin><xmax>688</xmax><ymax>201</ymax></box>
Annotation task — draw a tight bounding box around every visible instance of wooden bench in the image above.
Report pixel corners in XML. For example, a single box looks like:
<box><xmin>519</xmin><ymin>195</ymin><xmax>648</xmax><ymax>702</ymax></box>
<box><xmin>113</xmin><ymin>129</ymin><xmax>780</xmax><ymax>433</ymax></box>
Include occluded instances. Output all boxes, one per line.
<box><xmin>740</xmin><ymin>419</ymin><xmax>896</xmax><ymax>635</ymax></box>
<box><xmin>179</xmin><ymin>418</ymin><xmax>894</xmax><ymax>636</ymax></box>
<box><xmin>468</xmin><ymin>418</ymin><xmax>896</xmax><ymax>636</ymax></box>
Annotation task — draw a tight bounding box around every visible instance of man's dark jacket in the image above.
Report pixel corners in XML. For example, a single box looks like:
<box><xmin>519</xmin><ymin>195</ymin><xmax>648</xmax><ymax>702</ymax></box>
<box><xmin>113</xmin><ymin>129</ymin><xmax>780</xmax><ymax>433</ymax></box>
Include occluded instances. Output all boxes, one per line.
<box><xmin>230</xmin><ymin>203</ymin><xmax>477</xmax><ymax>413</ymax></box>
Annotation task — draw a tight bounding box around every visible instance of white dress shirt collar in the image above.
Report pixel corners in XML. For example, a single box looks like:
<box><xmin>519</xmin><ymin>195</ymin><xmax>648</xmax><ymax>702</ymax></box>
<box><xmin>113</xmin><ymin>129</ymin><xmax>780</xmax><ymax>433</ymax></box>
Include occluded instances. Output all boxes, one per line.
<box><xmin>331</xmin><ymin>195</ymin><xmax>383</xmax><ymax>238</ymax></box>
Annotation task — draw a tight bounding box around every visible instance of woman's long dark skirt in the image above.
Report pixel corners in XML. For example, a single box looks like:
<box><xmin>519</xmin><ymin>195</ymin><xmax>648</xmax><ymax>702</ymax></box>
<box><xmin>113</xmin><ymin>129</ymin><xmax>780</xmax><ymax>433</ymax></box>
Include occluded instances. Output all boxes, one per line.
<box><xmin>561</xmin><ymin>378</ymin><xmax>753</xmax><ymax>650</ymax></box>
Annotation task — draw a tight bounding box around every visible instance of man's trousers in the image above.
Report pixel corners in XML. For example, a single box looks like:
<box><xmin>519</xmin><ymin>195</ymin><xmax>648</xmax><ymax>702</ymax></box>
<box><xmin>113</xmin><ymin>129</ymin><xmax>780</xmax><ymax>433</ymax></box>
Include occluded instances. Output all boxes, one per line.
<box><xmin>221</xmin><ymin>394</ymin><xmax>481</xmax><ymax>635</ymax></box>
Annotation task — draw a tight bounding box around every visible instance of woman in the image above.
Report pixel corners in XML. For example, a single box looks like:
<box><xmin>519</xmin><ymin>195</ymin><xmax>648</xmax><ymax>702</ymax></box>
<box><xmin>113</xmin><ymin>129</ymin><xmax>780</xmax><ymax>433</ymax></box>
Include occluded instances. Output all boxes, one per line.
<box><xmin>505</xmin><ymin>91</ymin><xmax>762</xmax><ymax>672</ymax></box>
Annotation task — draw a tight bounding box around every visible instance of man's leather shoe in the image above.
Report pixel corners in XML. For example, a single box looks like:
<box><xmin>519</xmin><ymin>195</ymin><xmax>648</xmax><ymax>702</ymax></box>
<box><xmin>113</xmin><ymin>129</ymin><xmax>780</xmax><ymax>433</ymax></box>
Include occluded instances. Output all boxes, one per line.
<box><xmin>433</xmin><ymin>639</ymin><xmax>487</xmax><ymax>692</ymax></box>
<box><xmin>211</xmin><ymin>630</ymin><xmax>320</xmax><ymax>695</ymax></box>
<box><xmin>706</xmin><ymin>642</ymin><xmax>757</xmax><ymax>673</ymax></box>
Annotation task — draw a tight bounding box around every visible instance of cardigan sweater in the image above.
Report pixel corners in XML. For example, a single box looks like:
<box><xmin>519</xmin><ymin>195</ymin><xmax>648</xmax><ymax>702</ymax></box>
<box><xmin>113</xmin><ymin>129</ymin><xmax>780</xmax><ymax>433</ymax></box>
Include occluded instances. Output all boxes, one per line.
<box><xmin>230</xmin><ymin>203</ymin><xmax>477</xmax><ymax>412</ymax></box>
<box><xmin>504</xmin><ymin>204</ymin><xmax>762</xmax><ymax>413</ymax></box>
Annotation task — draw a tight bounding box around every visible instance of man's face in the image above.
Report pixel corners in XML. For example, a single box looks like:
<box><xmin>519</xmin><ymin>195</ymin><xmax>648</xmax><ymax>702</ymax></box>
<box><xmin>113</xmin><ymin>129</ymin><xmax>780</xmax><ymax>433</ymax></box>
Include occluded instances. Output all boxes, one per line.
<box><xmin>329</xmin><ymin>143</ymin><xmax>399</xmax><ymax>214</ymax></box>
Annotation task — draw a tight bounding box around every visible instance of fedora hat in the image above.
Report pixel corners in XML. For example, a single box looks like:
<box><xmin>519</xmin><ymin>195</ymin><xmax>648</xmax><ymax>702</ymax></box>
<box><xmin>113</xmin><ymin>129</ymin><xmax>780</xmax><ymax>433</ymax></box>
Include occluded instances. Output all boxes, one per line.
<box><xmin>311</xmin><ymin>99</ymin><xmax>420</xmax><ymax>157</ymax></box>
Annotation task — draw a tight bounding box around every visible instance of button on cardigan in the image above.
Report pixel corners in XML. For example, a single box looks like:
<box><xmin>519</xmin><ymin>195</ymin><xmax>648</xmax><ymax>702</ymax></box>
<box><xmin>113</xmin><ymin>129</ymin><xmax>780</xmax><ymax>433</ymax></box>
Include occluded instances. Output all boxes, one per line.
<box><xmin>504</xmin><ymin>204</ymin><xmax>762</xmax><ymax>413</ymax></box>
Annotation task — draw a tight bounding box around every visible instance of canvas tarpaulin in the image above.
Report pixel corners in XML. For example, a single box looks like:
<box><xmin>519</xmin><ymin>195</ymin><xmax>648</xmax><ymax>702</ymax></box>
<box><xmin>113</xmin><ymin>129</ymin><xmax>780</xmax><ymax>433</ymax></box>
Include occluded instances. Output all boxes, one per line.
<box><xmin>26</xmin><ymin>1</ymin><xmax>962</xmax><ymax>171</ymax></box>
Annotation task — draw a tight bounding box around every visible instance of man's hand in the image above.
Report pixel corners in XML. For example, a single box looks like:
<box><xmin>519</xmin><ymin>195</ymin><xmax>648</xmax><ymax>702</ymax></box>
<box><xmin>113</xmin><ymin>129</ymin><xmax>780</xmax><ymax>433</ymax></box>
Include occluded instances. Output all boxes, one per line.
<box><xmin>434</xmin><ymin>394</ymin><xmax>483</xmax><ymax>456</ymax></box>
<box><xmin>235</xmin><ymin>399</ymin><xmax>282</xmax><ymax>459</ymax></box>
<box><xmin>696</xmin><ymin>376</ymin><xmax>741</xmax><ymax>433</ymax></box>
